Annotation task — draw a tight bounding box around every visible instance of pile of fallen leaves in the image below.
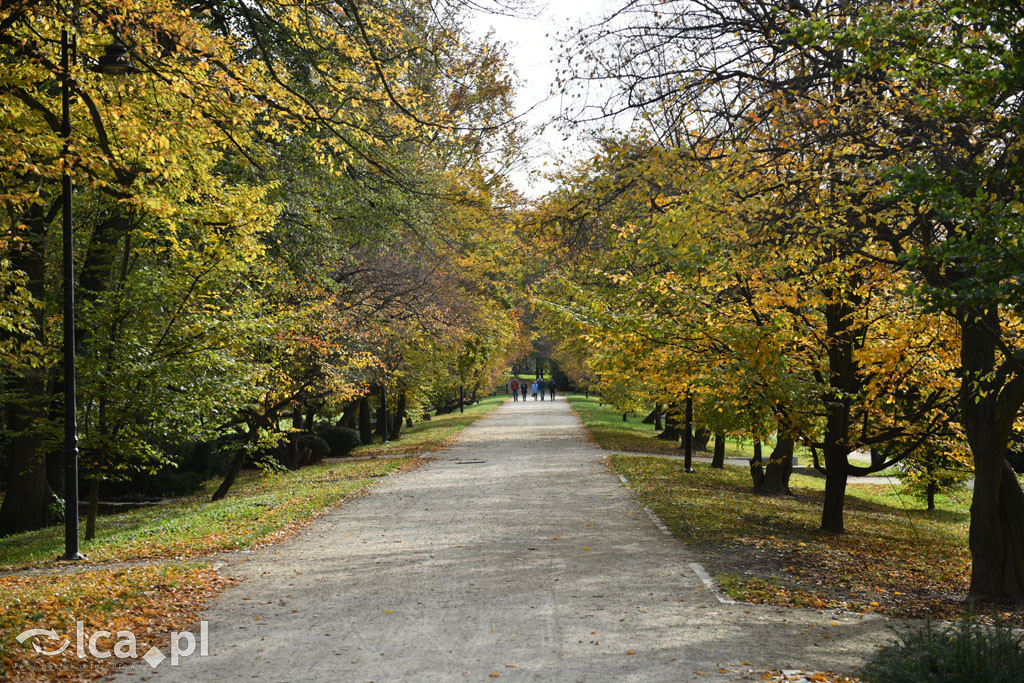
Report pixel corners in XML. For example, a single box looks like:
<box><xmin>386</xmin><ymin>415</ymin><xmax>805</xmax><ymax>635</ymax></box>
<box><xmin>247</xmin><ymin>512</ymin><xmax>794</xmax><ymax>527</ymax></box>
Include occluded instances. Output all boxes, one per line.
<box><xmin>0</xmin><ymin>457</ymin><xmax>425</xmax><ymax>680</ymax></box>
<box><xmin>0</xmin><ymin>564</ymin><xmax>233</xmax><ymax>681</ymax></box>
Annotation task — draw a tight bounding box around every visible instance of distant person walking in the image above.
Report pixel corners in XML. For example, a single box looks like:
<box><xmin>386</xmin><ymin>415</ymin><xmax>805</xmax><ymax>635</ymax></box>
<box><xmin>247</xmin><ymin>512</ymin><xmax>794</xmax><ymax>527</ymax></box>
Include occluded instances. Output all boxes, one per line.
<box><xmin>531</xmin><ymin>381</ymin><xmax>539</xmax><ymax>400</ymax></box>
<box><xmin>548</xmin><ymin>383</ymin><xmax>556</xmax><ymax>401</ymax></box>
<box><xmin>538</xmin><ymin>378</ymin><xmax>546</xmax><ymax>401</ymax></box>
<box><xmin>520</xmin><ymin>382</ymin><xmax>528</xmax><ymax>401</ymax></box>
<box><xmin>511</xmin><ymin>378</ymin><xmax>519</xmax><ymax>402</ymax></box>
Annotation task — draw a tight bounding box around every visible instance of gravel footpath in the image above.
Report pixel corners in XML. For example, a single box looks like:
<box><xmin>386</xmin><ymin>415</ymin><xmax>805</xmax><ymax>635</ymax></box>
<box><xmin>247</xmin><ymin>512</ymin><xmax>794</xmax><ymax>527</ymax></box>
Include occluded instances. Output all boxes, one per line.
<box><xmin>123</xmin><ymin>399</ymin><xmax>902</xmax><ymax>682</ymax></box>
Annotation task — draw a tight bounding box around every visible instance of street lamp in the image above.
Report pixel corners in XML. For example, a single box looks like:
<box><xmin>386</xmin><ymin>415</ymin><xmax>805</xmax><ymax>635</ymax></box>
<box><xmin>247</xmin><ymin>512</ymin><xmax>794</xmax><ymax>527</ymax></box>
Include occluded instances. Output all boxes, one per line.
<box><xmin>683</xmin><ymin>394</ymin><xmax>695</xmax><ymax>473</ymax></box>
<box><xmin>60</xmin><ymin>31</ymin><xmax>136</xmax><ymax>561</ymax></box>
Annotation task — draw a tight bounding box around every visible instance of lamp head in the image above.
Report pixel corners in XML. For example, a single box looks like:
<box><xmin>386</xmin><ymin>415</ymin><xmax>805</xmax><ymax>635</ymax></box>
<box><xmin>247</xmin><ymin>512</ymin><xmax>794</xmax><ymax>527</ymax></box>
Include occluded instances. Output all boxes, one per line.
<box><xmin>93</xmin><ymin>43</ymin><xmax>136</xmax><ymax>75</ymax></box>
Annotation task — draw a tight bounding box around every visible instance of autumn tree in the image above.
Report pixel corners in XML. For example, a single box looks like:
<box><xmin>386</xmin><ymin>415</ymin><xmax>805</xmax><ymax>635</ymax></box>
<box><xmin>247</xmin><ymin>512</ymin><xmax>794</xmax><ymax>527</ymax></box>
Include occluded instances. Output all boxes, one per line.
<box><xmin>559</xmin><ymin>0</ymin><xmax>1024</xmax><ymax>601</ymax></box>
<box><xmin>0</xmin><ymin>0</ymin><xmax>527</xmax><ymax>531</ymax></box>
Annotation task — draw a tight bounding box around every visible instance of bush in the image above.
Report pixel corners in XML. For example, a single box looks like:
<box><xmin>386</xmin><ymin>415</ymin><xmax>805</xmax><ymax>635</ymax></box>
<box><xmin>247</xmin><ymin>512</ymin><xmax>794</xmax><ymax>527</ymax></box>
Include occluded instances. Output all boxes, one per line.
<box><xmin>860</xmin><ymin>616</ymin><xmax>1024</xmax><ymax>683</ymax></box>
<box><xmin>110</xmin><ymin>436</ymin><xmax>240</xmax><ymax>498</ymax></box>
<box><xmin>295</xmin><ymin>433</ymin><xmax>330</xmax><ymax>465</ymax></box>
<box><xmin>316</xmin><ymin>425</ymin><xmax>361</xmax><ymax>457</ymax></box>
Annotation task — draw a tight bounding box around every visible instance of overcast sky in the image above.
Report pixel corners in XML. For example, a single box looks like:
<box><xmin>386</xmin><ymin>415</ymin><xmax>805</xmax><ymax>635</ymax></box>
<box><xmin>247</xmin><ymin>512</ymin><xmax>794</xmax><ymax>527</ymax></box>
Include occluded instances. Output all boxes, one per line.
<box><xmin>468</xmin><ymin>1</ymin><xmax>614</xmax><ymax>199</ymax></box>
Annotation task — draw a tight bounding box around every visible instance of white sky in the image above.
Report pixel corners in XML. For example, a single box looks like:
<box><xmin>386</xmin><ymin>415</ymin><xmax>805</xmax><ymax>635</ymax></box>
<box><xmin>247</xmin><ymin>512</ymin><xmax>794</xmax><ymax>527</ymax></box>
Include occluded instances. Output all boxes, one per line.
<box><xmin>468</xmin><ymin>1</ymin><xmax>615</xmax><ymax>199</ymax></box>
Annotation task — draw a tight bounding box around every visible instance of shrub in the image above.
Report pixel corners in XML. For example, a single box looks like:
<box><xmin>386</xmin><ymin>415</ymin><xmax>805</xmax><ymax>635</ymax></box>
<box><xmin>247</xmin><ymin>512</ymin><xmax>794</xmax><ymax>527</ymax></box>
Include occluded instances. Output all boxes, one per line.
<box><xmin>111</xmin><ymin>436</ymin><xmax>240</xmax><ymax>498</ymax></box>
<box><xmin>316</xmin><ymin>425</ymin><xmax>361</xmax><ymax>457</ymax></box>
<box><xmin>294</xmin><ymin>433</ymin><xmax>330</xmax><ymax>466</ymax></box>
<box><xmin>860</xmin><ymin>616</ymin><xmax>1024</xmax><ymax>683</ymax></box>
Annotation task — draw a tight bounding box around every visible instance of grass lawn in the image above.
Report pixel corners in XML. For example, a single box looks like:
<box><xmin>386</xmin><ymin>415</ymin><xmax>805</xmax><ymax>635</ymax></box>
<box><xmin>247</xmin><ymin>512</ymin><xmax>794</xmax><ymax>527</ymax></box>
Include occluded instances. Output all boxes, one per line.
<box><xmin>0</xmin><ymin>394</ymin><xmax>505</xmax><ymax>680</ymax></box>
<box><xmin>566</xmin><ymin>393</ymin><xmax>773</xmax><ymax>460</ymax></box>
<box><xmin>0</xmin><ymin>457</ymin><xmax>415</xmax><ymax>679</ymax></box>
<box><xmin>610</xmin><ymin>455</ymin><xmax>981</xmax><ymax>622</ymax></box>
<box><xmin>565</xmin><ymin>394</ymin><xmax>1000</xmax><ymax>623</ymax></box>
<box><xmin>567</xmin><ymin>393</ymin><xmax>902</xmax><ymax>474</ymax></box>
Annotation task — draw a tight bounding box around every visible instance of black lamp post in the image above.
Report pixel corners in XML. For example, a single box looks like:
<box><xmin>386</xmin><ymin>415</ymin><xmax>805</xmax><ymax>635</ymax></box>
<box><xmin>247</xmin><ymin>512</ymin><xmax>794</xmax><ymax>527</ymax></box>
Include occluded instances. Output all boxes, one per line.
<box><xmin>60</xmin><ymin>32</ymin><xmax>135</xmax><ymax>561</ymax></box>
<box><xmin>683</xmin><ymin>394</ymin><xmax>695</xmax><ymax>473</ymax></box>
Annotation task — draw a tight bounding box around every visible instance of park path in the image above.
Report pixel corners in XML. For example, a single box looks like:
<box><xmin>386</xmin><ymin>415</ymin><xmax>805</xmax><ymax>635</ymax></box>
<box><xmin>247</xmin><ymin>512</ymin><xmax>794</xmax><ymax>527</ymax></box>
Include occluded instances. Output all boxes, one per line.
<box><xmin>125</xmin><ymin>398</ymin><xmax>901</xmax><ymax>682</ymax></box>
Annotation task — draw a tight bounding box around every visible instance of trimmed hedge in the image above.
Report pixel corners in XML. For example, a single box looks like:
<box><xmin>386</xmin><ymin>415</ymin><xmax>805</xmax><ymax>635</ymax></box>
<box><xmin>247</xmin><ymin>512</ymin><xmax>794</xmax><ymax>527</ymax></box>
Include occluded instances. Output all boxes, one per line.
<box><xmin>316</xmin><ymin>425</ymin><xmax>361</xmax><ymax>457</ymax></box>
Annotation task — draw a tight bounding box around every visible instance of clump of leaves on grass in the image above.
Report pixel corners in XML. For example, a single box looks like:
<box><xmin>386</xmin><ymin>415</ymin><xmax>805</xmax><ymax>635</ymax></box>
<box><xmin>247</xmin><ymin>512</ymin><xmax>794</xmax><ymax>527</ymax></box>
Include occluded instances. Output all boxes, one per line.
<box><xmin>0</xmin><ymin>563</ymin><xmax>232</xmax><ymax>681</ymax></box>
<box><xmin>860</xmin><ymin>616</ymin><xmax>1024</xmax><ymax>683</ymax></box>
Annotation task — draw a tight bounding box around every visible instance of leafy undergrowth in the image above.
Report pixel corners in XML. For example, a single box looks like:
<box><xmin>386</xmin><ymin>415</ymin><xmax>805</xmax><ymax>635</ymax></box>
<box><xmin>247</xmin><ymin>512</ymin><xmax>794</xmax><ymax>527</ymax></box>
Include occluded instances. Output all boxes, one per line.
<box><xmin>350</xmin><ymin>394</ymin><xmax>507</xmax><ymax>457</ymax></box>
<box><xmin>607</xmin><ymin>455</ymin><xmax>1001</xmax><ymax>625</ymax></box>
<box><xmin>0</xmin><ymin>457</ymin><xmax>421</xmax><ymax>681</ymax></box>
<box><xmin>0</xmin><ymin>563</ymin><xmax>232</xmax><ymax>681</ymax></box>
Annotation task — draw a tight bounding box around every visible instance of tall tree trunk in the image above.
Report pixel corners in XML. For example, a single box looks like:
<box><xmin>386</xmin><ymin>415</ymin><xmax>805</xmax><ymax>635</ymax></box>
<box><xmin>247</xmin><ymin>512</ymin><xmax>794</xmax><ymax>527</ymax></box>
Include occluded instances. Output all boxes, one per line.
<box><xmin>377</xmin><ymin>388</ymin><xmax>387</xmax><ymax>441</ymax></box>
<box><xmin>960</xmin><ymin>316</ymin><xmax>1024</xmax><ymax>601</ymax></box>
<box><xmin>390</xmin><ymin>391</ymin><xmax>407</xmax><ymax>440</ymax></box>
<box><xmin>711</xmin><ymin>432</ymin><xmax>726</xmax><ymax>468</ymax></box>
<box><xmin>658</xmin><ymin>404</ymin><xmax>681</xmax><ymax>441</ymax></box>
<box><xmin>211</xmin><ymin>446</ymin><xmax>246</xmax><ymax>502</ymax></box>
<box><xmin>754</xmin><ymin>437</ymin><xmax>793</xmax><ymax>496</ymax></box>
<box><xmin>693</xmin><ymin>427</ymin><xmax>711</xmax><ymax>451</ymax></box>
<box><xmin>338</xmin><ymin>400</ymin><xmax>359</xmax><ymax>429</ymax></box>
<box><xmin>654</xmin><ymin>404</ymin><xmax>662</xmax><ymax>431</ymax></box>
<box><xmin>750</xmin><ymin>438</ymin><xmax>764</xmax><ymax>488</ymax></box>
<box><xmin>820</xmin><ymin>298</ymin><xmax>858</xmax><ymax>534</ymax></box>
<box><xmin>358</xmin><ymin>396</ymin><xmax>372</xmax><ymax>445</ymax></box>
<box><xmin>821</xmin><ymin>446</ymin><xmax>850</xmax><ymax>533</ymax></box>
<box><xmin>212</xmin><ymin>427</ymin><xmax>257</xmax><ymax>502</ymax></box>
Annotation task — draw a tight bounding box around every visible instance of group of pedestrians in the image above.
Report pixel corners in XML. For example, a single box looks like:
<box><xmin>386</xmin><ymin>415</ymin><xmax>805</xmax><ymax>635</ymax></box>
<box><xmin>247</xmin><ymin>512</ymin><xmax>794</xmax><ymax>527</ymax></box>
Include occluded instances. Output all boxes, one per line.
<box><xmin>510</xmin><ymin>377</ymin><xmax>556</xmax><ymax>402</ymax></box>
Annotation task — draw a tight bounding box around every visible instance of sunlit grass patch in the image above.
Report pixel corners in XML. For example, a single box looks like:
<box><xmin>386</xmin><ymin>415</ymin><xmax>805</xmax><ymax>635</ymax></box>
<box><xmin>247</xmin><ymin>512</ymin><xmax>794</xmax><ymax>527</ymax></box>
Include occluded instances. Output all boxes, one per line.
<box><xmin>568</xmin><ymin>393</ymin><xmax>770</xmax><ymax>459</ymax></box>
<box><xmin>609</xmin><ymin>454</ymin><xmax>977</xmax><ymax>623</ymax></box>
<box><xmin>0</xmin><ymin>457</ymin><xmax>412</xmax><ymax>571</ymax></box>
